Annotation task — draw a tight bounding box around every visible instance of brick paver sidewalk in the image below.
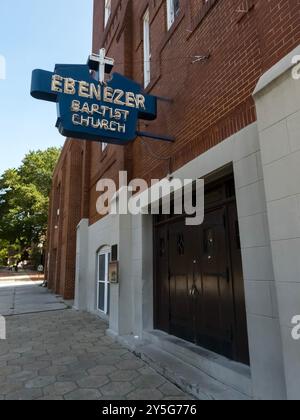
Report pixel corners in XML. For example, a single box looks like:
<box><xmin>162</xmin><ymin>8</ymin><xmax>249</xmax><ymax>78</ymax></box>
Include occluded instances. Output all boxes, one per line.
<box><xmin>0</xmin><ymin>286</ymin><xmax>191</xmax><ymax>400</ymax></box>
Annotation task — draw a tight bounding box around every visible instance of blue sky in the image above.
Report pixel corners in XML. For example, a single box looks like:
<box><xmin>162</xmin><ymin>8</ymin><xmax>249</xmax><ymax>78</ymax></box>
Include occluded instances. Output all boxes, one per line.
<box><xmin>0</xmin><ymin>0</ymin><xmax>93</xmax><ymax>174</ymax></box>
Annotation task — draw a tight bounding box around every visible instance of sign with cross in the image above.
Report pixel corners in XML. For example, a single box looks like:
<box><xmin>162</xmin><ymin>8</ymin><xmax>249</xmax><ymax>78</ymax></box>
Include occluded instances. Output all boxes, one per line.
<box><xmin>87</xmin><ymin>48</ymin><xmax>115</xmax><ymax>84</ymax></box>
<box><xmin>30</xmin><ymin>50</ymin><xmax>161</xmax><ymax>145</ymax></box>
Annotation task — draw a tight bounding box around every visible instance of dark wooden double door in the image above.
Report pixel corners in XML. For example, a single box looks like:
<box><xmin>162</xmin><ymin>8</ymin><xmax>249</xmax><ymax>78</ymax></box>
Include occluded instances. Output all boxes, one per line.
<box><xmin>154</xmin><ymin>178</ymin><xmax>250</xmax><ymax>365</ymax></box>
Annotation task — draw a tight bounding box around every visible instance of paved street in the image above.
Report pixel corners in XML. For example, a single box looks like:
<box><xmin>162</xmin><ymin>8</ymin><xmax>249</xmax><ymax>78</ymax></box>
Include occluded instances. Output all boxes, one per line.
<box><xmin>0</xmin><ymin>281</ymin><xmax>191</xmax><ymax>400</ymax></box>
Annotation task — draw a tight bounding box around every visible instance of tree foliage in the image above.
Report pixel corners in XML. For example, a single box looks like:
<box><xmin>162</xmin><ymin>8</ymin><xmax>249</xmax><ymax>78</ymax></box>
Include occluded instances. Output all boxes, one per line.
<box><xmin>0</xmin><ymin>148</ymin><xmax>61</xmax><ymax>252</ymax></box>
<box><xmin>0</xmin><ymin>239</ymin><xmax>9</xmax><ymax>265</ymax></box>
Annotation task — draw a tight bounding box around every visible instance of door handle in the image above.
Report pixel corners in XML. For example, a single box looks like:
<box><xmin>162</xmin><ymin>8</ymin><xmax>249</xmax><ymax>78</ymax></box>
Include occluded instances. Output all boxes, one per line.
<box><xmin>189</xmin><ymin>285</ymin><xmax>199</xmax><ymax>297</ymax></box>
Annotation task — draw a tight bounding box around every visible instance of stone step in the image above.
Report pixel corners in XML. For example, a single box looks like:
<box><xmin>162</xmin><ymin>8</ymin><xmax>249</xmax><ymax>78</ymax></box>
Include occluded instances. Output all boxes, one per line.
<box><xmin>135</xmin><ymin>343</ymin><xmax>251</xmax><ymax>401</ymax></box>
<box><xmin>142</xmin><ymin>330</ymin><xmax>252</xmax><ymax>397</ymax></box>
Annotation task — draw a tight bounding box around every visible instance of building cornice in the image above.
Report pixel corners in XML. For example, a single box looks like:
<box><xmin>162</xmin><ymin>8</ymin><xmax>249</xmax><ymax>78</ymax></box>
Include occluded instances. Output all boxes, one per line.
<box><xmin>254</xmin><ymin>44</ymin><xmax>300</xmax><ymax>96</ymax></box>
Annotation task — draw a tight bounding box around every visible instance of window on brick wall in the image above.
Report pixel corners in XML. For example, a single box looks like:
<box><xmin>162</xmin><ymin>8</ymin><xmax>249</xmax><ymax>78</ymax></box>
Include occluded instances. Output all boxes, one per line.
<box><xmin>143</xmin><ymin>9</ymin><xmax>151</xmax><ymax>88</ymax></box>
<box><xmin>104</xmin><ymin>0</ymin><xmax>112</xmax><ymax>28</ymax></box>
<box><xmin>166</xmin><ymin>0</ymin><xmax>180</xmax><ymax>30</ymax></box>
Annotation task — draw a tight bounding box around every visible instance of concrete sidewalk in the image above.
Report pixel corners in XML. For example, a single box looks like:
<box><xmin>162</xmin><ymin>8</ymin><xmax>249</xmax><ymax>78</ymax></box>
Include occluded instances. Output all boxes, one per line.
<box><xmin>0</xmin><ymin>284</ymin><xmax>67</xmax><ymax>316</ymax></box>
<box><xmin>0</xmin><ymin>268</ymin><xmax>66</xmax><ymax>316</ymax></box>
<box><xmin>0</xmin><ymin>269</ymin><xmax>44</xmax><ymax>284</ymax></box>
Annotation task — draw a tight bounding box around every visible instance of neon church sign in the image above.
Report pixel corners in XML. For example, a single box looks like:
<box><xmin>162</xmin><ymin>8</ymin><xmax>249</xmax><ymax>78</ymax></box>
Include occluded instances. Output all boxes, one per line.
<box><xmin>30</xmin><ymin>49</ymin><xmax>171</xmax><ymax>145</ymax></box>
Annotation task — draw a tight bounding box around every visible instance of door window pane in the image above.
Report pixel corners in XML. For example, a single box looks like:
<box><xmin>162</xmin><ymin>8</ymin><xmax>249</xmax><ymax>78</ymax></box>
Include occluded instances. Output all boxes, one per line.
<box><xmin>98</xmin><ymin>282</ymin><xmax>105</xmax><ymax>312</ymax></box>
<box><xmin>98</xmin><ymin>254</ymin><xmax>106</xmax><ymax>281</ymax></box>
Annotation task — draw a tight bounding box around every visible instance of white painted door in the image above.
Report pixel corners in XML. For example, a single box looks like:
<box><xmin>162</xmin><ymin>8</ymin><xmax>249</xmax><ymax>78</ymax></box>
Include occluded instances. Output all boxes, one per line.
<box><xmin>97</xmin><ymin>247</ymin><xmax>111</xmax><ymax>314</ymax></box>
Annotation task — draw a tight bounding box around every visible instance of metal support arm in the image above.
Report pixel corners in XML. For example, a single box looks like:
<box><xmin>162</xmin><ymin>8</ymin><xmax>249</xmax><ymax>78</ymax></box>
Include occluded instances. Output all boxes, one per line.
<box><xmin>136</xmin><ymin>131</ymin><xmax>175</xmax><ymax>143</ymax></box>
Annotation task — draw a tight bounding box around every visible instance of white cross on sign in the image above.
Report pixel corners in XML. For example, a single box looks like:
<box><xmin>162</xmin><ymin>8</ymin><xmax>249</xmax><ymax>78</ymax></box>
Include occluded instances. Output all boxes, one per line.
<box><xmin>88</xmin><ymin>48</ymin><xmax>115</xmax><ymax>84</ymax></box>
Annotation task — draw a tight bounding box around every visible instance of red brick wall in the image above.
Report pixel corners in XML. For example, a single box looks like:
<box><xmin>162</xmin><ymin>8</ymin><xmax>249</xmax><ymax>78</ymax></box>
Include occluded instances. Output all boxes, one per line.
<box><xmin>46</xmin><ymin>140</ymin><xmax>89</xmax><ymax>299</ymax></box>
<box><xmin>46</xmin><ymin>0</ymin><xmax>300</xmax><ymax>299</ymax></box>
<box><xmin>89</xmin><ymin>0</ymin><xmax>135</xmax><ymax>224</ymax></box>
<box><xmin>90</xmin><ymin>0</ymin><xmax>300</xmax><ymax>188</ymax></box>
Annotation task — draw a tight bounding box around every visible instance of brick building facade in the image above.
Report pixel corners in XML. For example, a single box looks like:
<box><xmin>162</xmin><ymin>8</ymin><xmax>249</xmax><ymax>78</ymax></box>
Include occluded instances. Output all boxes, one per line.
<box><xmin>47</xmin><ymin>140</ymin><xmax>87</xmax><ymax>299</ymax></box>
<box><xmin>46</xmin><ymin>0</ymin><xmax>300</xmax><ymax>399</ymax></box>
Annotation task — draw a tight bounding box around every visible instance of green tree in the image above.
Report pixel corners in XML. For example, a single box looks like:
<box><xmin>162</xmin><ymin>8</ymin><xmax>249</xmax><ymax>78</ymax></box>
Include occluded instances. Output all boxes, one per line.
<box><xmin>0</xmin><ymin>239</ymin><xmax>9</xmax><ymax>265</ymax></box>
<box><xmin>0</xmin><ymin>148</ymin><xmax>61</xmax><ymax>253</ymax></box>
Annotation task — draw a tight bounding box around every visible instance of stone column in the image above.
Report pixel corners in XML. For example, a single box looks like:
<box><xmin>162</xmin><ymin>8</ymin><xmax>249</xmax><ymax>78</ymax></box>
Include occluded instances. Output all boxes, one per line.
<box><xmin>253</xmin><ymin>45</ymin><xmax>300</xmax><ymax>400</ymax></box>
<box><xmin>109</xmin><ymin>213</ymin><xmax>134</xmax><ymax>337</ymax></box>
<box><xmin>74</xmin><ymin>219</ymin><xmax>89</xmax><ymax>311</ymax></box>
